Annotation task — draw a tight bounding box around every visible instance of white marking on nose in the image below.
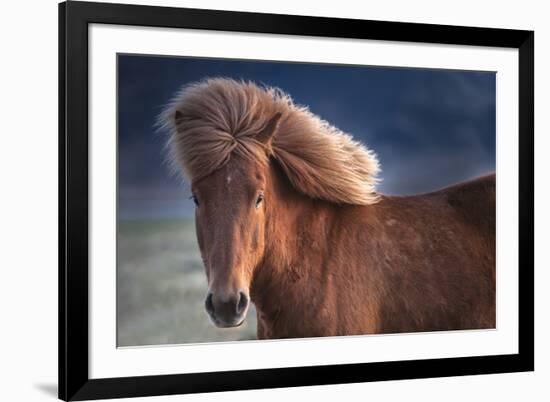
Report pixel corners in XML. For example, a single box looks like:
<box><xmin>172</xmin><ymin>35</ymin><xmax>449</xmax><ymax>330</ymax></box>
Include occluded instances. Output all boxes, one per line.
<box><xmin>227</xmin><ymin>174</ymin><xmax>232</xmax><ymax>184</ymax></box>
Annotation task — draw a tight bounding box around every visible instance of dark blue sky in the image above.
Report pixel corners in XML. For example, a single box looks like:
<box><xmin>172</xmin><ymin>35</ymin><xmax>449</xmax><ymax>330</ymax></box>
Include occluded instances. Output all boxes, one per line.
<box><xmin>118</xmin><ymin>54</ymin><xmax>495</xmax><ymax>220</ymax></box>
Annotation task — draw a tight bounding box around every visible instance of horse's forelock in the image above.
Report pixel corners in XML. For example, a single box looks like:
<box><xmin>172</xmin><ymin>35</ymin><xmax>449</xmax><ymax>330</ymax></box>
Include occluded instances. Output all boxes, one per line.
<box><xmin>162</xmin><ymin>77</ymin><xmax>380</xmax><ymax>205</ymax></box>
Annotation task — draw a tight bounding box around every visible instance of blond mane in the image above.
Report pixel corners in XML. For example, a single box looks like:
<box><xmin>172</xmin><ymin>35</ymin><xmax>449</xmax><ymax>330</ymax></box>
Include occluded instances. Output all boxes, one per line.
<box><xmin>160</xmin><ymin>78</ymin><xmax>380</xmax><ymax>205</ymax></box>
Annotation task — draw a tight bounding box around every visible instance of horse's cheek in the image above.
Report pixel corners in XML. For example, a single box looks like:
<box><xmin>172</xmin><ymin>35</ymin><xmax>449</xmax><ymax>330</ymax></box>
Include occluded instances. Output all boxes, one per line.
<box><xmin>255</xmin><ymin>221</ymin><xmax>267</xmax><ymax>261</ymax></box>
<box><xmin>194</xmin><ymin>219</ymin><xmax>210</xmax><ymax>280</ymax></box>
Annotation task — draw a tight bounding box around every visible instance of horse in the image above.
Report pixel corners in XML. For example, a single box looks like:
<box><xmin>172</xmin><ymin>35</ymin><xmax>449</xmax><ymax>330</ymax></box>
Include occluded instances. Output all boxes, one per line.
<box><xmin>161</xmin><ymin>78</ymin><xmax>496</xmax><ymax>339</ymax></box>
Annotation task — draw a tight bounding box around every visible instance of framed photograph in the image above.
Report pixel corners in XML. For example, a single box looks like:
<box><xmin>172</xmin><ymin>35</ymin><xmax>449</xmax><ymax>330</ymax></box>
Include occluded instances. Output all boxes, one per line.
<box><xmin>59</xmin><ymin>1</ymin><xmax>534</xmax><ymax>400</ymax></box>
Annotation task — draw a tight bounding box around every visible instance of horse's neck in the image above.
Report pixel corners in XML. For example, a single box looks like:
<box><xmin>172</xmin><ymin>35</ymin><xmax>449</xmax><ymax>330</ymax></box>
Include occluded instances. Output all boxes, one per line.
<box><xmin>250</xmin><ymin>166</ymin><xmax>336</xmax><ymax>323</ymax></box>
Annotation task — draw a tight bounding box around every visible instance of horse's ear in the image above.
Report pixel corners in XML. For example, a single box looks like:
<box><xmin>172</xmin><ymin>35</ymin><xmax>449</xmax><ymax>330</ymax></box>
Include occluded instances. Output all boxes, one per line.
<box><xmin>174</xmin><ymin>110</ymin><xmax>184</xmax><ymax>127</ymax></box>
<box><xmin>256</xmin><ymin>112</ymin><xmax>282</xmax><ymax>148</ymax></box>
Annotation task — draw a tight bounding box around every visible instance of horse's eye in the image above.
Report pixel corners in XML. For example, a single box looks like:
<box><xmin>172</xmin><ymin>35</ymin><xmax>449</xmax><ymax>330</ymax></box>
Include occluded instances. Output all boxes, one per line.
<box><xmin>255</xmin><ymin>192</ymin><xmax>264</xmax><ymax>209</ymax></box>
<box><xmin>190</xmin><ymin>194</ymin><xmax>199</xmax><ymax>207</ymax></box>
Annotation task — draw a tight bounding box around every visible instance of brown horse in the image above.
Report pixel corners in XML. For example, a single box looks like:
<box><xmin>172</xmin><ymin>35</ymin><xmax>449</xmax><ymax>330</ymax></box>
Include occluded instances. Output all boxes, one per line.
<box><xmin>161</xmin><ymin>78</ymin><xmax>495</xmax><ymax>339</ymax></box>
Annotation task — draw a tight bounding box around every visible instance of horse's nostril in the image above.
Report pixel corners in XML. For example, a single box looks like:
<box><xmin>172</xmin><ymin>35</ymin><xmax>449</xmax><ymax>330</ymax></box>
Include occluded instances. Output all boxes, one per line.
<box><xmin>236</xmin><ymin>291</ymin><xmax>249</xmax><ymax>314</ymax></box>
<box><xmin>205</xmin><ymin>292</ymin><xmax>214</xmax><ymax>315</ymax></box>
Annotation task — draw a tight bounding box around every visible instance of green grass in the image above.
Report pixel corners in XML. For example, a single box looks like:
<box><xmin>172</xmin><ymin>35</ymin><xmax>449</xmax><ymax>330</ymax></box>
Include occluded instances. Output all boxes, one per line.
<box><xmin>117</xmin><ymin>218</ymin><xmax>257</xmax><ymax>347</ymax></box>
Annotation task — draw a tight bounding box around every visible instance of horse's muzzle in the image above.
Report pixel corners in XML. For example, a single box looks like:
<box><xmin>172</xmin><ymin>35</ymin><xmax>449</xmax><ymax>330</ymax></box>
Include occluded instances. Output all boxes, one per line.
<box><xmin>205</xmin><ymin>289</ymin><xmax>249</xmax><ymax>328</ymax></box>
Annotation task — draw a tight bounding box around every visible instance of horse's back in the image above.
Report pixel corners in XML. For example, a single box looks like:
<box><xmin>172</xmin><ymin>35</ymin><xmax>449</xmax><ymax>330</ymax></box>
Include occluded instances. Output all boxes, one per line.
<box><xmin>437</xmin><ymin>173</ymin><xmax>495</xmax><ymax>238</ymax></box>
<box><xmin>371</xmin><ymin>173</ymin><xmax>496</xmax><ymax>239</ymax></box>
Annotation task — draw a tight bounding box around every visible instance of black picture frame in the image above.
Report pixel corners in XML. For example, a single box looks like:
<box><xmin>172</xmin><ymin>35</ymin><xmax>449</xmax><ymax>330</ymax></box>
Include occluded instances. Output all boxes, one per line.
<box><xmin>59</xmin><ymin>1</ymin><xmax>534</xmax><ymax>400</ymax></box>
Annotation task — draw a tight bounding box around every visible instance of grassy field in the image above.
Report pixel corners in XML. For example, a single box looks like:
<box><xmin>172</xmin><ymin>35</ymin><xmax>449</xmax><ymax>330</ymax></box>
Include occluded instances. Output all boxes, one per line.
<box><xmin>117</xmin><ymin>218</ymin><xmax>257</xmax><ymax>347</ymax></box>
